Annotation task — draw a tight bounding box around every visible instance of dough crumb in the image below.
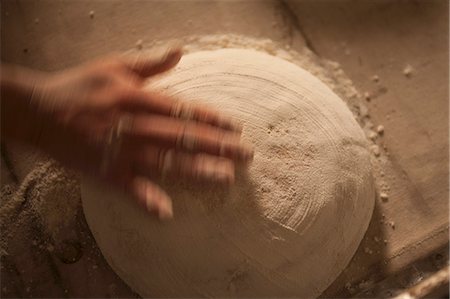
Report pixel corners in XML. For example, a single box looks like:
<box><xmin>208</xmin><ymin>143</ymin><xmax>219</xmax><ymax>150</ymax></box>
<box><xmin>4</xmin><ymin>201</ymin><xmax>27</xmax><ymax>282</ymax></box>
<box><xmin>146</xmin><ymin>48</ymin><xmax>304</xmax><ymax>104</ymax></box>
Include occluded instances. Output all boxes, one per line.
<box><xmin>358</xmin><ymin>280</ymin><xmax>374</xmax><ymax>290</ymax></box>
<box><xmin>364</xmin><ymin>247</ymin><xmax>373</xmax><ymax>254</ymax></box>
<box><xmin>371</xmin><ymin>145</ymin><xmax>381</xmax><ymax>157</ymax></box>
<box><xmin>373</xmin><ymin>236</ymin><xmax>380</xmax><ymax>242</ymax></box>
<box><xmin>376</xmin><ymin>125</ymin><xmax>384</xmax><ymax>135</ymax></box>
<box><xmin>136</xmin><ymin>39</ymin><xmax>143</xmax><ymax>50</ymax></box>
<box><xmin>368</xmin><ymin>131</ymin><xmax>377</xmax><ymax>141</ymax></box>
<box><xmin>34</xmin><ymin>18</ymin><xmax>40</xmax><ymax>24</ymax></box>
<box><xmin>371</xmin><ymin>75</ymin><xmax>379</xmax><ymax>83</ymax></box>
<box><xmin>89</xmin><ymin>10</ymin><xmax>95</xmax><ymax>18</ymax></box>
<box><xmin>364</xmin><ymin>92</ymin><xmax>371</xmax><ymax>101</ymax></box>
<box><xmin>380</xmin><ymin>192</ymin><xmax>389</xmax><ymax>202</ymax></box>
<box><xmin>359</xmin><ymin>102</ymin><xmax>370</xmax><ymax>118</ymax></box>
<box><xmin>388</xmin><ymin>221</ymin><xmax>395</xmax><ymax>229</ymax></box>
<box><xmin>403</xmin><ymin>65</ymin><xmax>414</xmax><ymax>77</ymax></box>
<box><xmin>345</xmin><ymin>282</ymin><xmax>356</xmax><ymax>294</ymax></box>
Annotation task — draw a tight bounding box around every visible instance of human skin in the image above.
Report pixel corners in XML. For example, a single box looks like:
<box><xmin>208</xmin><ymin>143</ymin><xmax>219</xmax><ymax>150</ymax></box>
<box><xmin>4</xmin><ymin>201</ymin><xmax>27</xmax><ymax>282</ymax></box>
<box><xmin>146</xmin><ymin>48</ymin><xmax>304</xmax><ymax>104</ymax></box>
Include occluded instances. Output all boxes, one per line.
<box><xmin>0</xmin><ymin>47</ymin><xmax>253</xmax><ymax>220</ymax></box>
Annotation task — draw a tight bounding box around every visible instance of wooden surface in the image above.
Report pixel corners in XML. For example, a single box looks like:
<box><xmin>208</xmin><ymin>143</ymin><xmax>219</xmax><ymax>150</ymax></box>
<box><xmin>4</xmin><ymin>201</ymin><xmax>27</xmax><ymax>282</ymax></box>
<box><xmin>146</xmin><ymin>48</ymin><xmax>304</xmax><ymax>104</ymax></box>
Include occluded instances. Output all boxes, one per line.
<box><xmin>1</xmin><ymin>0</ymin><xmax>448</xmax><ymax>297</ymax></box>
<box><xmin>393</xmin><ymin>265</ymin><xmax>449</xmax><ymax>299</ymax></box>
<box><xmin>286</xmin><ymin>1</ymin><xmax>449</xmax><ymax>296</ymax></box>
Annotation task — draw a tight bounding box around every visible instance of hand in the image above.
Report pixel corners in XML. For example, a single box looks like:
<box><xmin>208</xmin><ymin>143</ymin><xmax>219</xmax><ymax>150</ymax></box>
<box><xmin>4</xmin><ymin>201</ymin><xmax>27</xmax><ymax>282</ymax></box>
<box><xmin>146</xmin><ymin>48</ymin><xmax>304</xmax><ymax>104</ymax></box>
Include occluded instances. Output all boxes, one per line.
<box><xmin>1</xmin><ymin>47</ymin><xmax>253</xmax><ymax>220</ymax></box>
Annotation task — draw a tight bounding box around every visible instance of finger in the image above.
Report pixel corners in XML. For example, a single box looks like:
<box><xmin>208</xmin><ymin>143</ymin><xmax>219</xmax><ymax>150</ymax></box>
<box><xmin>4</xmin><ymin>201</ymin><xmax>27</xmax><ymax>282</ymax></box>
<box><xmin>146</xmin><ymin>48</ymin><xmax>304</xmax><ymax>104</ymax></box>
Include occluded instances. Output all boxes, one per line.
<box><xmin>127</xmin><ymin>176</ymin><xmax>173</xmax><ymax>220</ymax></box>
<box><xmin>124</xmin><ymin>46</ymin><xmax>183</xmax><ymax>78</ymax></box>
<box><xmin>131</xmin><ymin>145</ymin><xmax>235</xmax><ymax>184</ymax></box>
<box><xmin>118</xmin><ymin>89</ymin><xmax>242</xmax><ymax>132</ymax></box>
<box><xmin>129</xmin><ymin>115</ymin><xmax>254</xmax><ymax>162</ymax></box>
<box><xmin>171</xmin><ymin>101</ymin><xmax>243</xmax><ymax>132</ymax></box>
<box><xmin>117</xmin><ymin>88</ymin><xmax>173</xmax><ymax>116</ymax></box>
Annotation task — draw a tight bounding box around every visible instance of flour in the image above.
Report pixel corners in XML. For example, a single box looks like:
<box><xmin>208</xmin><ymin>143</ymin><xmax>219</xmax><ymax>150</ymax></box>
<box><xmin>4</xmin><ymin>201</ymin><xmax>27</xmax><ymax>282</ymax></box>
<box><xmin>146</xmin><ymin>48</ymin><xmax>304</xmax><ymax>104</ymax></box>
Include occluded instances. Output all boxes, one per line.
<box><xmin>0</xmin><ymin>160</ymin><xmax>80</xmax><ymax>256</ymax></box>
<box><xmin>82</xmin><ymin>48</ymin><xmax>375</xmax><ymax>297</ymax></box>
<box><xmin>1</xmin><ymin>34</ymin><xmax>384</xmax><ymax>297</ymax></box>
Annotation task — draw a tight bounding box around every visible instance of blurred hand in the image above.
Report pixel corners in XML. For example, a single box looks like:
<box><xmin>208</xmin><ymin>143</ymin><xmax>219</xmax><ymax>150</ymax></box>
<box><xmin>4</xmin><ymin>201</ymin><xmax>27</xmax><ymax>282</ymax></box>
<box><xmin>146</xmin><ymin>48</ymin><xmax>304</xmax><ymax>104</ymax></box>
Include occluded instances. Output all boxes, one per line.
<box><xmin>1</xmin><ymin>47</ymin><xmax>253</xmax><ymax>220</ymax></box>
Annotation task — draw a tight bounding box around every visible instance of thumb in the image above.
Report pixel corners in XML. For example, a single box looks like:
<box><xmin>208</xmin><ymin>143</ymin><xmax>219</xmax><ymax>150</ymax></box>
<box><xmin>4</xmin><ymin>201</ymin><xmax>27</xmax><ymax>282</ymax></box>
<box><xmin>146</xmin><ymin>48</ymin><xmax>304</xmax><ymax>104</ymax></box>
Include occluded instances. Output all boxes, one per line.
<box><xmin>126</xmin><ymin>45</ymin><xmax>183</xmax><ymax>78</ymax></box>
<box><xmin>128</xmin><ymin>176</ymin><xmax>174</xmax><ymax>220</ymax></box>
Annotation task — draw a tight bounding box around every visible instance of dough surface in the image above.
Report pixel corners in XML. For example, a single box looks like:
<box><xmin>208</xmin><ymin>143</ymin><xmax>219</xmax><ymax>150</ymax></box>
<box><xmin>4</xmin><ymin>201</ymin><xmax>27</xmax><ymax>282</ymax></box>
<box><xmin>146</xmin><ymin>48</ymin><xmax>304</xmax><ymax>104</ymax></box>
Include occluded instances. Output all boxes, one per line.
<box><xmin>81</xmin><ymin>49</ymin><xmax>375</xmax><ymax>297</ymax></box>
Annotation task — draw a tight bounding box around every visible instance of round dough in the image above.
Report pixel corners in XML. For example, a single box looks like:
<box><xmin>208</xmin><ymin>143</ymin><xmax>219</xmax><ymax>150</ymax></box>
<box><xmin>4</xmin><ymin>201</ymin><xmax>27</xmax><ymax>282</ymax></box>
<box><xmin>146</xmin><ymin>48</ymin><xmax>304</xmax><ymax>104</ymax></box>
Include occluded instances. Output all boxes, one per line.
<box><xmin>81</xmin><ymin>49</ymin><xmax>374</xmax><ymax>298</ymax></box>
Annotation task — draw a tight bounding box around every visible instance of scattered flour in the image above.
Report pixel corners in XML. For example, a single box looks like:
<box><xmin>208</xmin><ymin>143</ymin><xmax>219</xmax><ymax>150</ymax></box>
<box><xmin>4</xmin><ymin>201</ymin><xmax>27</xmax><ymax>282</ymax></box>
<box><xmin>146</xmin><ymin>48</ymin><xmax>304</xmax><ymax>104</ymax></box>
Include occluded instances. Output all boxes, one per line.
<box><xmin>376</xmin><ymin>125</ymin><xmax>384</xmax><ymax>135</ymax></box>
<box><xmin>0</xmin><ymin>160</ymin><xmax>80</xmax><ymax>256</ymax></box>
<box><xmin>380</xmin><ymin>192</ymin><xmax>389</xmax><ymax>202</ymax></box>
<box><xmin>403</xmin><ymin>65</ymin><xmax>414</xmax><ymax>77</ymax></box>
<box><xmin>1</xmin><ymin>34</ymin><xmax>390</xmax><ymax>297</ymax></box>
<box><xmin>135</xmin><ymin>39</ymin><xmax>143</xmax><ymax>50</ymax></box>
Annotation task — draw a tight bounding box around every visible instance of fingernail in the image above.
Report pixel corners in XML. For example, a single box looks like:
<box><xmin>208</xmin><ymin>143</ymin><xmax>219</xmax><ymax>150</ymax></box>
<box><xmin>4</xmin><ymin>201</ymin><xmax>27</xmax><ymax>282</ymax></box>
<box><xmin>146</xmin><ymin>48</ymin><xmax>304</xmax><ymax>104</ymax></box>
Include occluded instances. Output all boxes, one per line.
<box><xmin>240</xmin><ymin>143</ymin><xmax>254</xmax><ymax>161</ymax></box>
<box><xmin>216</xmin><ymin>171</ymin><xmax>234</xmax><ymax>185</ymax></box>
<box><xmin>198</xmin><ymin>158</ymin><xmax>232</xmax><ymax>184</ymax></box>
<box><xmin>156</xmin><ymin>50</ymin><xmax>170</xmax><ymax>65</ymax></box>
<box><xmin>166</xmin><ymin>40</ymin><xmax>183</xmax><ymax>54</ymax></box>
<box><xmin>158</xmin><ymin>198</ymin><xmax>173</xmax><ymax>220</ymax></box>
<box><xmin>150</xmin><ymin>44</ymin><xmax>182</xmax><ymax>66</ymax></box>
<box><xmin>145</xmin><ymin>197</ymin><xmax>157</xmax><ymax>213</ymax></box>
<box><xmin>163</xmin><ymin>42</ymin><xmax>183</xmax><ymax>63</ymax></box>
<box><xmin>211</xmin><ymin>168</ymin><xmax>233</xmax><ymax>184</ymax></box>
<box><xmin>218</xmin><ymin>161</ymin><xmax>235</xmax><ymax>184</ymax></box>
<box><xmin>145</xmin><ymin>189</ymin><xmax>173</xmax><ymax>220</ymax></box>
<box><xmin>154</xmin><ymin>189</ymin><xmax>173</xmax><ymax>220</ymax></box>
<box><xmin>230</xmin><ymin>121</ymin><xmax>243</xmax><ymax>132</ymax></box>
<box><xmin>165</xmin><ymin>49</ymin><xmax>182</xmax><ymax>65</ymax></box>
<box><xmin>219</xmin><ymin>117</ymin><xmax>242</xmax><ymax>132</ymax></box>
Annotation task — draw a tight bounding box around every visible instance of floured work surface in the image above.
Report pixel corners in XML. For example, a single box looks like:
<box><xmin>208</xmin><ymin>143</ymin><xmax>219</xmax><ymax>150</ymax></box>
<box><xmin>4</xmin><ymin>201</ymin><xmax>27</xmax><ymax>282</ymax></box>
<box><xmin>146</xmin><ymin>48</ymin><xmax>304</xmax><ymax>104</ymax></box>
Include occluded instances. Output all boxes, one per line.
<box><xmin>285</xmin><ymin>0</ymin><xmax>449</xmax><ymax>297</ymax></box>
<box><xmin>1</xmin><ymin>1</ymin><xmax>448</xmax><ymax>297</ymax></box>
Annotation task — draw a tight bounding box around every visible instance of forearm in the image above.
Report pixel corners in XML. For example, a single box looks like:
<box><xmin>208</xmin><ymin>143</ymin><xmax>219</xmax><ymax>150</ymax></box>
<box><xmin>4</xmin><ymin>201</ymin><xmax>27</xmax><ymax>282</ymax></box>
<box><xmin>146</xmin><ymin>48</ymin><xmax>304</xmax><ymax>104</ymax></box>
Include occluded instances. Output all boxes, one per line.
<box><xmin>1</xmin><ymin>65</ymin><xmax>46</xmax><ymax>145</ymax></box>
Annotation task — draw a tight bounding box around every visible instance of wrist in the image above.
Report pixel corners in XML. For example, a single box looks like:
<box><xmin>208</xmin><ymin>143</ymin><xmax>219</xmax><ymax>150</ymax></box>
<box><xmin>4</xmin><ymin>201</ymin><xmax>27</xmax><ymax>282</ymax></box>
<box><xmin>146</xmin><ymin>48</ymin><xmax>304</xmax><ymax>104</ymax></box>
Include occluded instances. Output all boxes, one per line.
<box><xmin>1</xmin><ymin>65</ymin><xmax>48</xmax><ymax>145</ymax></box>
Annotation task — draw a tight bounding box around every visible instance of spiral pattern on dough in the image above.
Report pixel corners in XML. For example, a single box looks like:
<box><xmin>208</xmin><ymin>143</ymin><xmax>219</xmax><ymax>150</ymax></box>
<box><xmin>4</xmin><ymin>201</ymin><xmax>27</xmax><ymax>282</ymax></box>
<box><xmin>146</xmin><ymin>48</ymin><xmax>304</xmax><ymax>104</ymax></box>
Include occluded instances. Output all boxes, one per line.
<box><xmin>82</xmin><ymin>49</ymin><xmax>375</xmax><ymax>298</ymax></box>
